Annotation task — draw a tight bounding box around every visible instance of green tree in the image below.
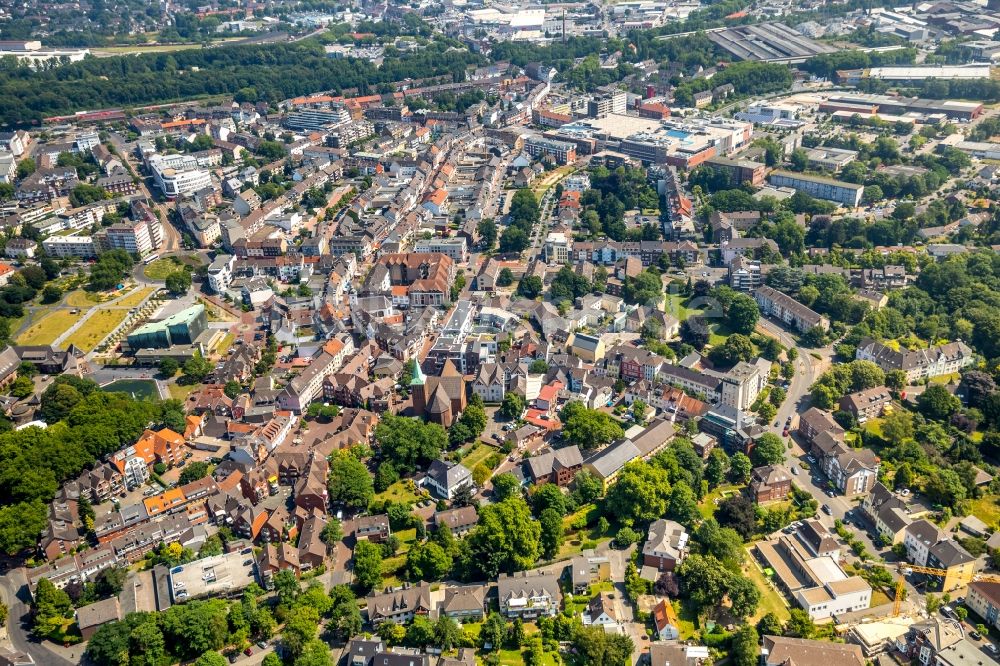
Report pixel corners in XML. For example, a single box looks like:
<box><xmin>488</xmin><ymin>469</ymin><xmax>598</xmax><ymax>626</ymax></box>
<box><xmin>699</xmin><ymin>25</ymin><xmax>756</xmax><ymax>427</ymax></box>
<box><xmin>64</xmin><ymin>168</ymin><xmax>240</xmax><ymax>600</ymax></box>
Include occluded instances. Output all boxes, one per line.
<box><xmin>709</xmin><ymin>334</ymin><xmax>755</xmax><ymax>366</ymax></box>
<box><xmin>466</xmin><ymin>497</ymin><xmax>541</xmax><ymax>577</ymax></box>
<box><xmin>499</xmin><ymin>392</ymin><xmax>525</xmax><ymax>420</ymax></box>
<box><xmin>281</xmin><ymin>605</ymin><xmax>320</xmax><ymax>659</ymax></box>
<box><xmin>492</xmin><ymin>473</ymin><xmax>522</xmax><ymax>502</ymax></box>
<box><xmin>559</xmin><ymin>402</ymin><xmax>624</xmax><ymax>450</ymax></box>
<box><xmin>480</xmin><ymin>612</ymin><xmax>507</xmax><ymax>651</ymax></box>
<box><xmin>478</xmin><ymin>218</ymin><xmax>497</xmax><ymax>251</ymax></box>
<box><xmin>159</xmin><ymin>357</ymin><xmax>179</xmax><ymax>378</ymax></box>
<box><xmin>728</xmin><ymin>294</ymin><xmax>760</xmax><ymax>335</ymax></box>
<box><xmin>784</xmin><ymin>609</ymin><xmax>815</xmax><ymax>638</ymax></box>
<box><xmin>729</xmin><ymin>452</ymin><xmax>752</xmax><ymax>484</ymax></box>
<box><xmin>352</xmin><ymin>540</ymin><xmax>383</xmax><ymax>591</ymax></box>
<box><xmin>517</xmin><ymin>275</ymin><xmax>543</xmax><ymax>299</ymax></box>
<box><xmin>293</xmin><ymin>639</ymin><xmax>332</xmax><ymax>666</ymax></box>
<box><xmin>16</xmin><ymin>158</ymin><xmax>35</xmax><ymax>179</ymax></box>
<box><xmin>756</xmin><ymin>612</ymin><xmax>783</xmax><ymax>637</ymax></box>
<box><xmin>539</xmin><ymin>508</ymin><xmax>564</xmax><ymax>560</ymax></box>
<box><xmin>406</xmin><ymin>541</ymin><xmax>452</xmax><ymax>580</ymax></box>
<box><xmin>751</xmin><ymin>433</ymin><xmax>786</xmax><ymax>466</ymax></box>
<box><xmin>732</xmin><ymin>625</ymin><xmax>760</xmax><ymax>666</ymax></box>
<box><xmin>918</xmin><ymin>384</ymin><xmax>961</xmax><ymax>421</ymax></box>
<box><xmin>223</xmin><ymin>380</ymin><xmax>242</xmax><ymax>399</ymax></box>
<box><xmin>194</xmin><ymin>652</ymin><xmax>229</xmax><ymax>666</ymax></box>
<box><xmin>321</xmin><ymin>519</ymin><xmax>343</xmax><ymax>546</ymax></box>
<box><xmin>375</xmin><ymin>415</ymin><xmax>447</xmax><ymax>474</ymax></box>
<box><xmin>328</xmin><ymin>453</ymin><xmax>375</xmax><ymax>510</ymax></box>
<box><xmin>604</xmin><ymin>461</ymin><xmax>671</xmax><ymax>524</ymax></box>
<box><xmin>179</xmin><ymin>461</ymin><xmax>210</xmax><ymax>485</ymax></box>
<box><xmin>183</xmin><ymin>351</ymin><xmax>213</xmax><ymax>382</ymax></box>
<box><xmin>32</xmin><ymin>578</ymin><xmax>72</xmax><ymax>638</ymax></box>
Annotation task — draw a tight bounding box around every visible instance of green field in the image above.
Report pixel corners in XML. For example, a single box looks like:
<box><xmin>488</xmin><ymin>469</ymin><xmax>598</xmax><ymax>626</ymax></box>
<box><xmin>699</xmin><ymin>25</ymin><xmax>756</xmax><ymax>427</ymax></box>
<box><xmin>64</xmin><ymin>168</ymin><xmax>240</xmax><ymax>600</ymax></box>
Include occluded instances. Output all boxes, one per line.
<box><xmin>116</xmin><ymin>287</ymin><xmax>155</xmax><ymax>308</ymax></box>
<box><xmin>374</xmin><ymin>480</ymin><xmax>423</xmax><ymax>507</ymax></box>
<box><xmin>64</xmin><ymin>309</ymin><xmax>129</xmax><ymax>351</ymax></box>
<box><xmin>744</xmin><ymin>553</ymin><xmax>791</xmax><ymax>623</ymax></box>
<box><xmin>970</xmin><ymin>495</ymin><xmax>1000</xmax><ymax>529</ymax></box>
<box><xmin>16</xmin><ymin>309</ymin><xmax>84</xmax><ymax>345</ymax></box>
<box><xmin>144</xmin><ymin>257</ymin><xmax>187</xmax><ymax>280</ymax></box>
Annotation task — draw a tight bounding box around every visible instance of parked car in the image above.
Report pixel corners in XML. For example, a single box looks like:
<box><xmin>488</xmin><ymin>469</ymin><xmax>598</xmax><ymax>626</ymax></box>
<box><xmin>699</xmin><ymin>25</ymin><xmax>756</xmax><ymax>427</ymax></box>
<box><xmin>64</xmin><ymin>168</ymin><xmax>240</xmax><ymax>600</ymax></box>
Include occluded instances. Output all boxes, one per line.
<box><xmin>791</xmin><ymin>466</ymin><xmax>798</xmax><ymax>475</ymax></box>
<box><xmin>244</xmin><ymin>648</ymin><xmax>253</xmax><ymax>656</ymax></box>
<box><xmin>228</xmin><ymin>654</ymin><xmax>238</xmax><ymax>664</ymax></box>
<box><xmin>806</xmin><ymin>455</ymin><xmax>817</xmax><ymax>464</ymax></box>
<box><xmin>257</xmin><ymin>642</ymin><xmax>268</xmax><ymax>650</ymax></box>
<box><xmin>985</xmin><ymin>643</ymin><xmax>998</xmax><ymax>654</ymax></box>
<box><xmin>826</xmin><ymin>490</ymin><xmax>836</xmax><ymax>498</ymax></box>
<box><xmin>972</xmin><ymin>631</ymin><xmax>983</xmax><ymax>641</ymax></box>
<box><xmin>821</xmin><ymin>504</ymin><xmax>832</xmax><ymax>515</ymax></box>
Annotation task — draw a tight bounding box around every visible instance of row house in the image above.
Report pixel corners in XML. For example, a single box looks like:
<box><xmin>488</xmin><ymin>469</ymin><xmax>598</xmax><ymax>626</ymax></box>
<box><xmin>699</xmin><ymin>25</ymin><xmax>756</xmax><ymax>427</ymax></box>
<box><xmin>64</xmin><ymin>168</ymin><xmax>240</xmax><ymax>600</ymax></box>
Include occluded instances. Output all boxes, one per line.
<box><xmin>367</xmin><ymin>582</ymin><xmax>433</xmax><ymax>625</ymax></box>
<box><xmin>861</xmin><ymin>482</ymin><xmax>912</xmax><ymax>546</ymax></box>
<box><xmin>809</xmin><ymin>425</ymin><xmax>879</xmax><ymax>497</ymax></box>
<box><xmin>855</xmin><ymin>338</ymin><xmax>974</xmax><ymax>382</ymax></box>
<box><xmin>903</xmin><ymin>519</ymin><xmax>976</xmax><ymax>592</ymax></box>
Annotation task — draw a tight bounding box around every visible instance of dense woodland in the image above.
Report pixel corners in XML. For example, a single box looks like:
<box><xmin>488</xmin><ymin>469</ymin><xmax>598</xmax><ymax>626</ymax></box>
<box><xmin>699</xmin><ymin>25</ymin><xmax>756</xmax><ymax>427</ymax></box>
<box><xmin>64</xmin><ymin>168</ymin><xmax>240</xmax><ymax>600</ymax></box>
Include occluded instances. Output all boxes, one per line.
<box><xmin>0</xmin><ymin>40</ymin><xmax>482</xmax><ymax>127</ymax></box>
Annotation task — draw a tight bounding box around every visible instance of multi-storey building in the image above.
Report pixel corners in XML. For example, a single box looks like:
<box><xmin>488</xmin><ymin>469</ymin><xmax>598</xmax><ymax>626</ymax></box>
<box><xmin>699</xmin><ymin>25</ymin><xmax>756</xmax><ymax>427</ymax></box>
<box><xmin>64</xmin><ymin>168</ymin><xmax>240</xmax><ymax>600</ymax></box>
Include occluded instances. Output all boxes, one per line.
<box><xmin>755</xmin><ymin>286</ymin><xmax>830</xmax><ymax>332</ymax></box>
<box><xmin>768</xmin><ymin>170</ymin><xmax>864</xmax><ymax>207</ymax></box>
<box><xmin>854</xmin><ymin>338</ymin><xmax>974</xmax><ymax>382</ymax></box>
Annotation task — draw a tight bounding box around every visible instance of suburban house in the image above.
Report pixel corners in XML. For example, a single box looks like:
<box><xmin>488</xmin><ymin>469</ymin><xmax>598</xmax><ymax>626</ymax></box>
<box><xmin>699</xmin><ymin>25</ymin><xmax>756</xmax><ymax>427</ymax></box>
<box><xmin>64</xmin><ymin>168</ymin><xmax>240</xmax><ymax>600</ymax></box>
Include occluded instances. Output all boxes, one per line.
<box><xmin>440</xmin><ymin>585</ymin><xmax>486</xmax><ymax>622</ymax></box>
<box><xmin>903</xmin><ymin>520</ymin><xmax>976</xmax><ymax>592</ymax></box>
<box><xmin>861</xmin><ymin>482</ymin><xmax>912</xmax><ymax>545</ymax></box>
<box><xmin>762</xmin><ymin>636</ymin><xmax>865</xmax><ymax>666</ymax></box>
<box><xmin>641</xmin><ymin>519</ymin><xmax>688</xmax><ymax>572</ymax></box>
<box><xmin>355</xmin><ymin>514</ymin><xmax>391</xmax><ymax>543</ymax></box>
<box><xmin>653</xmin><ymin>599</ymin><xmax>680</xmax><ymax>640</ymax></box>
<box><xmin>497</xmin><ymin>569</ymin><xmax>562</xmax><ymax>619</ymax></box>
<box><xmin>839</xmin><ymin>387</ymin><xmax>892</xmax><ymax>423</ymax></box>
<box><xmin>367</xmin><ymin>582</ymin><xmax>432</xmax><ymax>624</ymax></box>
<box><xmin>524</xmin><ymin>446</ymin><xmax>584</xmax><ymax>486</ymax></box>
<box><xmin>432</xmin><ymin>506</ymin><xmax>478</xmax><ymax>537</ymax></box>
<box><xmin>423</xmin><ymin>459</ymin><xmax>474</xmax><ymax>500</ymax></box>
<box><xmin>749</xmin><ymin>465</ymin><xmax>793</xmax><ymax>504</ymax></box>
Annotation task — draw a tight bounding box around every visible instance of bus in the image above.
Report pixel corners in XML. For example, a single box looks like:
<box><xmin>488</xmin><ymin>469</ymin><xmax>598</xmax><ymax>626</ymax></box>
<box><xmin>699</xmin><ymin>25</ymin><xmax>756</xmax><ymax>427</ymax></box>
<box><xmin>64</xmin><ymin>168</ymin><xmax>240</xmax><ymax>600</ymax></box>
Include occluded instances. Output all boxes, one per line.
<box><xmin>143</xmin><ymin>253</ymin><xmax>159</xmax><ymax>265</ymax></box>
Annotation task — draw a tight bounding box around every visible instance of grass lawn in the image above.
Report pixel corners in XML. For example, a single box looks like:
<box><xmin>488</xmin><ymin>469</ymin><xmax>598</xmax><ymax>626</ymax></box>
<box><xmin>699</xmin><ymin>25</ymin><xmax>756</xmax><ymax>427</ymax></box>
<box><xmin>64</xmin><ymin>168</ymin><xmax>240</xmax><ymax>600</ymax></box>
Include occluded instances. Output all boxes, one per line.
<box><xmin>744</xmin><ymin>552</ymin><xmax>791</xmax><ymax>623</ymax></box>
<box><xmin>698</xmin><ymin>484</ymin><xmax>742</xmax><ymax>520</ymax></box>
<box><xmin>211</xmin><ymin>333</ymin><xmax>236</xmax><ymax>357</ymax></box>
<box><xmin>970</xmin><ymin>495</ymin><xmax>1000</xmax><ymax>529</ymax></box>
<box><xmin>64</xmin><ymin>309</ymin><xmax>129</xmax><ymax>351</ymax></box>
<box><xmin>197</xmin><ymin>298</ymin><xmax>238</xmax><ymax>323</ymax></box>
<box><xmin>494</xmin><ymin>648</ymin><xmax>558</xmax><ymax>666</ymax></box>
<box><xmin>930</xmin><ymin>372</ymin><xmax>961</xmax><ymax>385</ymax></box>
<box><xmin>864</xmin><ymin>418</ymin><xmax>885</xmax><ymax>439</ymax></box>
<box><xmin>664</xmin><ymin>293</ymin><xmax>697</xmax><ymax>321</ymax></box>
<box><xmin>871</xmin><ymin>589</ymin><xmax>892</xmax><ymax>608</ymax></box>
<box><xmin>116</xmin><ymin>287</ymin><xmax>155</xmax><ymax>308</ymax></box>
<box><xmin>65</xmin><ymin>290</ymin><xmax>107</xmax><ymax>307</ymax></box>
<box><xmin>144</xmin><ymin>257</ymin><xmax>187</xmax><ymax>280</ymax></box>
<box><xmin>374</xmin><ymin>480</ymin><xmax>422</xmax><ymax>506</ymax></box>
<box><xmin>16</xmin><ymin>309</ymin><xmax>84</xmax><ymax>345</ymax></box>
<box><xmin>93</xmin><ymin>43</ymin><xmax>207</xmax><ymax>54</ymax></box>
<box><xmin>461</xmin><ymin>442</ymin><xmax>497</xmax><ymax>470</ymax></box>
<box><xmin>675</xmin><ymin>598</ymin><xmax>701</xmax><ymax>640</ymax></box>
<box><xmin>167</xmin><ymin>382</ymin><xmax>199</xmax><ymax>401</ymax></box>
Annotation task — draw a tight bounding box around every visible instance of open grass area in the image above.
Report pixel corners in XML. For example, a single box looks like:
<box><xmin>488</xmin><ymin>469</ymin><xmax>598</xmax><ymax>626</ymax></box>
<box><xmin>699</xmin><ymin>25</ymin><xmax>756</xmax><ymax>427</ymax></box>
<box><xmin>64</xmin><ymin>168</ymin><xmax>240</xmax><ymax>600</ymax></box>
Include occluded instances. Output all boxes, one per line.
<box><xmin>664</xmin><ymin>293</ymin><xmax>697</xmax><ymax>322</ymax></box>
<box><xmin>93</xmin><ymin>43</ymin><xmax>208</xmax><ymax>55</ymax></box>
<box><xmin>197</xmin><ymin>298</ymin><xmax>239</xmax><ymax>323</ymax></box>
<box><xmin>167</xmin><ymin>382</ymin><xmax>198</xmax><ymax>401</ymax></box>
<box><xmin>211</xmin><ymin>333</ymin><xmax>236</xmax><ymax>357</ymax></box>
<box><xmin>744</xmin><ymin>552</ymin><xmax>791</xmax><ymax>623</ymax></box>
<box><xmin>699</xmin><ymin>484</ymin><xmax>742</xmax><ymax>520</ymax></box>
<box><xmin>374</xmin><ymin>480</ymin><xmax>423</xmax><ymax>507</ymax></box>
<box><xmin>116</xmin><ymin>287</ymin><xmax>155</xmax><ymax>309</ymax></box>
<box><xmin>864</xmin><ymin>418</ymin><xmax>885</xmax><ymax>440</ymax></box>
<box><xmin>64</xmin><ymin>309</ymin><xmax>129</xmax><ymax>351</ymax></box>
<box><xmin>461</xmin><ymin>442</ymin><xmax>497</xmax><ymax>470</ymax></box>
<box><xmin>970</xmin><ymin>495</ymin><xmax>1000</xmax><ymax>529</ymax></box>
<box><xmin>144</xmin><ymin>257</ymin><xmax>187</xmax><ymax>280</ymax></box>
<box><xmin>16</xmin><ymin>309</ymin><xmax>85</xmax><ymax>345</ymax></box>
<box><xmin>531</xmin><ymin>165</ymin><xmax>576</xmax><ymax>197</ymax></box>
<box><xmin>65</xmin><ymin>290</ymin><xmax>106</xmax><ymax>307</ymax></box>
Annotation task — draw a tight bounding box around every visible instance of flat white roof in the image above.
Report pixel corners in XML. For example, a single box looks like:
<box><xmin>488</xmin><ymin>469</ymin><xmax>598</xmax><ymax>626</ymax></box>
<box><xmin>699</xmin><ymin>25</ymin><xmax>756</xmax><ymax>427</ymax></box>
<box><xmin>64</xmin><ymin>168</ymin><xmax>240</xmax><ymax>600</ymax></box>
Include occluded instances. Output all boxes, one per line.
<box><xmin>867</xmin><ymin>65</ymin><xmax>991</xmax><ymax>80</ymax></box>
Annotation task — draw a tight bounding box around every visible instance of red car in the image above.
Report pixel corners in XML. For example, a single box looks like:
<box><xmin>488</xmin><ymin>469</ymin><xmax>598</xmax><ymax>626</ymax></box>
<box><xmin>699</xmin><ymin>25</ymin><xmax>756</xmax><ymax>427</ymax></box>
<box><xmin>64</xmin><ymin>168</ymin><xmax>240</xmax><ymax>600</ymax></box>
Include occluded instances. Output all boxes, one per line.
<box><xmin>243</xmin><ymin>648</ymin><xmax>253</xmax><ymax>656</ymax></box>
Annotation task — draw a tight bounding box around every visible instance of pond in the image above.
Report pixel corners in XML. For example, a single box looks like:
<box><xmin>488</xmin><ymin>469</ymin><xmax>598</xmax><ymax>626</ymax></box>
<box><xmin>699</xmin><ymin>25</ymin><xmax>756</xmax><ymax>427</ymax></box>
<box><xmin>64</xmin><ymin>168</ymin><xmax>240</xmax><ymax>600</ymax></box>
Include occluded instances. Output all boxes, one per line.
<box><xmin>101</xmin><ymin>379</ymin><xmax>159</xmax><ymax>400</ymax></box>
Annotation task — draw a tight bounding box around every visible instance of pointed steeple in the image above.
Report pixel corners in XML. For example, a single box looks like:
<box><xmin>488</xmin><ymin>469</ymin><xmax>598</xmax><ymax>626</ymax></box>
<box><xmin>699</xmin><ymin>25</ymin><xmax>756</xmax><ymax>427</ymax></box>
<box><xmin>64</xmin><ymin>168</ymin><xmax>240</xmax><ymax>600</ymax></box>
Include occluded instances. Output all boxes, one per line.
<box><xmin>411</xmin><ymin>360</ymin><xmax>426</xmax><ymax>386</ymax></box>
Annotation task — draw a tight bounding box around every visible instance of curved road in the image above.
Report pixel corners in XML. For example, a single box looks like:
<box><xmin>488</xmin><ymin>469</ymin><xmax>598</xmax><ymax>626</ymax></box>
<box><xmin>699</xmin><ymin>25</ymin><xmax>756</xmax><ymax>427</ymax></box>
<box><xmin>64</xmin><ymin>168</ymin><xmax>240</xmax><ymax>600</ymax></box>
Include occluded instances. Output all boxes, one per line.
<box><xmin>0</xmin><ymin>569</ymin><xmax>74</xmax><ymax>666</ymax></box>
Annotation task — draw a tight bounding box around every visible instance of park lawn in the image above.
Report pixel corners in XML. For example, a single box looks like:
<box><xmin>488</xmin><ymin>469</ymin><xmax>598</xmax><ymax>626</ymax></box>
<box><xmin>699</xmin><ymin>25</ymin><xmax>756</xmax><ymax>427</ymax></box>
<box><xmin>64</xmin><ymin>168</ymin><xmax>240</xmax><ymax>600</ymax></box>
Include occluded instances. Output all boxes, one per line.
<box><xmin>16</xmin><ymin>309</ymin><xmax>84</xmax><ymax>345</ymax></box>
<box><xmin>531</xmin><ymin>165</ymin><xmax>575</xmax><ymax>197</ymax></box>
<box><xmin>970</xmin><ymin>495</ymin><xmax>1000</xmax><ymax>529</ymax></box>
<box><xmin>698</xmin><ymin>485</ymin><xmax>742</xmax><ymax>520</ymax></box>
<box><xmin>461</xmin><ymin>442</ymin><xmax>496</xmax><ymax>470</ymax></box>
<box><xmin>744</xmin><ymin>552</ymin><xmax>791</xmax><ymax>623</ymax></box>
<box><xmin>116</xmin><ymin>287</ymin><xmax>155</xmax><ymax>308</ymax></box>
<box><xmin>93</xmin><ymin>42</ymin><xmax>207</xmax><ymax>54</ymax></box>
<box><xmin>864</xmin><ymin>418</ymin><xmax>885</xmax><ymax>439</ymax></box>
<box><xmin>167</xmin><ymin>381</ymin><xmax>199</xmax><ymax>401</ymax></box>
<box><xmin>374</xmin><ymin>480</ymin><xmax>422</xmax><ymax>506</ymax></box>
<box><xmin>144</xmin><ymin>257</ymin><xmax>187</xmax><ymax>280</ymax></box>
<box><xmin>65</xmin><ymin>289</ymin><xmax>107</xmax><ymax>307</ymax></box>
<box><xmin>675</xmin><ymin>598</ymin><xmax>700</xmax><ymax>640</ymax></box>
<box><xmin>494</xmin><ymin>648</ymin><xmax>558</xmax><ymax>666</ymax></box>
<box><xmin>664</xmin><ymin>293</ymin><xmax>696</xmax><ymax>321</ymax></box>
<box><xmin>930</xmin><ymin>372</ymin><xmax>961</xmax><ymax>385</ymax></box>
<box><xmin>64</xmin><ymin>309</ymin><xmax>129</xmax><ymax>351</ymax></box>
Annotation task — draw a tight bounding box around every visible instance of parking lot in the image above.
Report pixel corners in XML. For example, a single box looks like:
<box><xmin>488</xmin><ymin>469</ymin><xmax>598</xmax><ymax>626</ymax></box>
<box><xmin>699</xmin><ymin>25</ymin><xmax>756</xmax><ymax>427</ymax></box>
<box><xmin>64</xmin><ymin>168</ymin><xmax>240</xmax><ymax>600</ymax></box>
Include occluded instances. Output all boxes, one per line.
<box><xmin>168</xmin><ymin>551</ymin><xmax>256</xmax><ymax>602</ymax></box>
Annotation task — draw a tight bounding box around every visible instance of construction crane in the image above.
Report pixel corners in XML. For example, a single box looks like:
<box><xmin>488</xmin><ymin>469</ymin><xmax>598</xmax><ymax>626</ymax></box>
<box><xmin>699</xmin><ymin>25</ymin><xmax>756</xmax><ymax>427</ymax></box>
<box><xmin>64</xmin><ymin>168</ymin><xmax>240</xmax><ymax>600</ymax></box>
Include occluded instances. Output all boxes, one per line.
<box><xmin>892</xmin><ymin>565</ymin><xmax>1000</xmax><ymax>616</ymax></box>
